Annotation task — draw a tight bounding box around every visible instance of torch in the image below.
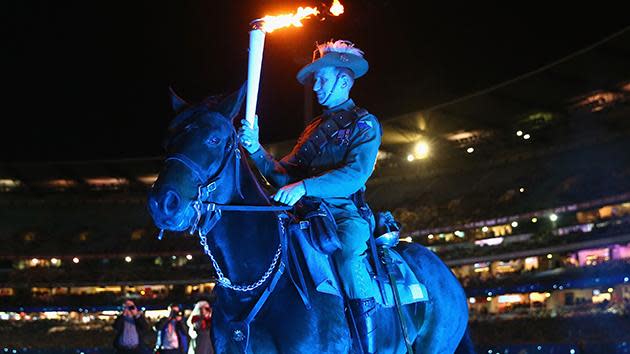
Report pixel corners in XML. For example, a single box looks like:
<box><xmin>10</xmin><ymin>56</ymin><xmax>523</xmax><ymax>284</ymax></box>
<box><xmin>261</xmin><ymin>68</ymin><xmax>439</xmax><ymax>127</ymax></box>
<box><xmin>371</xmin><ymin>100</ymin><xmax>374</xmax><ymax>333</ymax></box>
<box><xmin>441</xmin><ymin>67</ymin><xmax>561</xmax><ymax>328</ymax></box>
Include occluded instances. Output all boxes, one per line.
<box><xmin>244</xmin><ymin>20</ymin><xmax>266</xmax><ymax>129</ymax></box>
<box><xmin>244</xmin><ymin>1</ymin><xmax>344</xmax><ymax>128</ymax></box>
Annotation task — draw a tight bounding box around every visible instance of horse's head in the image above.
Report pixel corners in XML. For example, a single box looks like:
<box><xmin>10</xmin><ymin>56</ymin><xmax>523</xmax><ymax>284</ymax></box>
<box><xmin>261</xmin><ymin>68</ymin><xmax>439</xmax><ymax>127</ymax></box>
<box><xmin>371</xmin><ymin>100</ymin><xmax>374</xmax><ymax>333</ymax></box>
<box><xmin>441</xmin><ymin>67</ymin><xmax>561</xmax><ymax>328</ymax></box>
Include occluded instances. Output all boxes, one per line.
<box><xmin>148</xmin><ymin>84</ymin><xmax>246</xmax><ymax>233</ymax></box>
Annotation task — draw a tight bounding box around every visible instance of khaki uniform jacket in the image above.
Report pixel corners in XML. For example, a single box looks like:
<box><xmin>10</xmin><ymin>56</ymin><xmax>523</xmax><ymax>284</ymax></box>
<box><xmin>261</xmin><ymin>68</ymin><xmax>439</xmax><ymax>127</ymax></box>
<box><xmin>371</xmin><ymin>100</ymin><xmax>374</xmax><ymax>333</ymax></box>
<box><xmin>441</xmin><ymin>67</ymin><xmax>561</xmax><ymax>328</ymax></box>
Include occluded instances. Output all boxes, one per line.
<box><xmin>248</xmin><ymin>99</ymin><xmax>381</xmax><ymax>200</ymax></box>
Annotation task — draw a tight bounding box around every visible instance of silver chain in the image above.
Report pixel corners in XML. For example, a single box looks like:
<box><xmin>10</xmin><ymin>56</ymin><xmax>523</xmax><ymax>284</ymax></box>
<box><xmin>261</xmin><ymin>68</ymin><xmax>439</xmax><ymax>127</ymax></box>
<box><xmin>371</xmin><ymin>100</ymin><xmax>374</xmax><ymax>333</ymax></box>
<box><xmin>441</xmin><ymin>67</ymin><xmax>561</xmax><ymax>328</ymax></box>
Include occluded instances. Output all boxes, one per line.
<box><xmin>199</xmin><ymin>231</ymin><xmax>282</xmax><ymax>292</ymax></box>
<box><xmin>185</xmin><ymin>147</ymin><xmax>284</xmax><ymax>292</ymax></box>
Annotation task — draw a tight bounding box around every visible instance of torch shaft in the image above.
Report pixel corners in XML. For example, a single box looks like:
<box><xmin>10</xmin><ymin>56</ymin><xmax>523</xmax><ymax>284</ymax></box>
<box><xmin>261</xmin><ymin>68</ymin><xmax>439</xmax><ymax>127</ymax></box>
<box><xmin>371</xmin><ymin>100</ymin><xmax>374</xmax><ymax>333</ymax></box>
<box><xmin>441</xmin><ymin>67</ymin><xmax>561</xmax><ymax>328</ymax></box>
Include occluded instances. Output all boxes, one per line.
<box><xmin>245</xmin><ymin>28</ymin><xmax>266</xmax><ymax>128</ymax></box>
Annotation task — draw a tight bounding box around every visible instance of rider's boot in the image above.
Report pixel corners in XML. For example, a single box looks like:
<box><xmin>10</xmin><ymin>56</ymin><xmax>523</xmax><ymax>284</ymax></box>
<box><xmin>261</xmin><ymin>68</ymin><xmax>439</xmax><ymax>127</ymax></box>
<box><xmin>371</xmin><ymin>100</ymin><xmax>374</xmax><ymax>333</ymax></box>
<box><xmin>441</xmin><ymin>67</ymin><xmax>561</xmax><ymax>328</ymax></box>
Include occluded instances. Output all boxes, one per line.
<box><xmin>349</xmin><ymin>297</ymin><xmax>378</xmax><ymax>353</ymax></box>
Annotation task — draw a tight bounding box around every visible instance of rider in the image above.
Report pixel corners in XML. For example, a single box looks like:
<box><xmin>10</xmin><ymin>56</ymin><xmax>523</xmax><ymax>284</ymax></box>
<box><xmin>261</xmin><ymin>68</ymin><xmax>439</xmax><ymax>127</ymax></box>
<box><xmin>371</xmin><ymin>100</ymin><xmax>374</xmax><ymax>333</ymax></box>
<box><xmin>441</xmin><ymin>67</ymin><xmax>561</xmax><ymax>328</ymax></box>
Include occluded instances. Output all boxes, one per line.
<box><xmin>238</xmin><ymin>40</ymin><xmax>381</xmax><ymax>353</ymax></box>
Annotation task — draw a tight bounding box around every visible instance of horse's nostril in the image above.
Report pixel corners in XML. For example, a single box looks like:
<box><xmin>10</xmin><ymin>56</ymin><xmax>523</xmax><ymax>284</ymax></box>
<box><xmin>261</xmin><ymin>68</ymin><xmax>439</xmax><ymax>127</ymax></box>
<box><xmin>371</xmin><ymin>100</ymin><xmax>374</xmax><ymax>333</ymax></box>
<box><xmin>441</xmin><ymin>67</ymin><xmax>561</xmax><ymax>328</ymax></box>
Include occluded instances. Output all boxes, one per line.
<box><xmin>162</xmin><ymin>190</ymin><xmax>180</xmax><ymax>215</ymax></box>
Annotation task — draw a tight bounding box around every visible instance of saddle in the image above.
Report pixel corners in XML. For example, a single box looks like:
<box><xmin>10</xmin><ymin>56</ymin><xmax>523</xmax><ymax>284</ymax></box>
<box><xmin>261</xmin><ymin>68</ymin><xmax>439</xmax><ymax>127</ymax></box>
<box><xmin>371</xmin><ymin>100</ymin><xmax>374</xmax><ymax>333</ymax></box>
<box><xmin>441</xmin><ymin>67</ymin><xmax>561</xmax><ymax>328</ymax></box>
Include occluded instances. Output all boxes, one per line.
<box><xmin>288</xmin><ymin>197</ymin><xmax>428</xmax><ymax>309</ymax></box>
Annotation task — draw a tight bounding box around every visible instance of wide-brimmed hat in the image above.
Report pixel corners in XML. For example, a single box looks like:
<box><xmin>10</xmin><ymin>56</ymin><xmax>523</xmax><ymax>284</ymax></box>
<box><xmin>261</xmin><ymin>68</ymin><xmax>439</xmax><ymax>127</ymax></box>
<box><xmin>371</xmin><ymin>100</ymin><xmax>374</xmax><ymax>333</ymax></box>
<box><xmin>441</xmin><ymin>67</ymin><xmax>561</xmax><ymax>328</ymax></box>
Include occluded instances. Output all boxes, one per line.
<box><xmin>296</xmin><ymin>40</ymin><xmax>368</xmax><ymax>85</ymax></box>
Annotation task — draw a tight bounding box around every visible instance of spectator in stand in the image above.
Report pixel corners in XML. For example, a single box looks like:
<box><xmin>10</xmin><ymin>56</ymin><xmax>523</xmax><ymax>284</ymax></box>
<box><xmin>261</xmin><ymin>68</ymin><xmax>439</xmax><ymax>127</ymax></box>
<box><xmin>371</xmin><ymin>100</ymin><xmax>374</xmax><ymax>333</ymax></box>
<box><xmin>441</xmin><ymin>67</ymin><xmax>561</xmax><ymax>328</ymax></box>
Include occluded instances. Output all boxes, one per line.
<box><xmin>187</xmin><ymin>300</ymin><xmax>214</xmax><ymax>354</ymax></box>
<box><xmin>113</xmin><ymin>299</ymin><xmax>150</xmax><ymax>354</ymax></box>
<box><xmin>154</xmin><ymin>303</ymin><xmax>189</xmax><ymax>354</ymax></box>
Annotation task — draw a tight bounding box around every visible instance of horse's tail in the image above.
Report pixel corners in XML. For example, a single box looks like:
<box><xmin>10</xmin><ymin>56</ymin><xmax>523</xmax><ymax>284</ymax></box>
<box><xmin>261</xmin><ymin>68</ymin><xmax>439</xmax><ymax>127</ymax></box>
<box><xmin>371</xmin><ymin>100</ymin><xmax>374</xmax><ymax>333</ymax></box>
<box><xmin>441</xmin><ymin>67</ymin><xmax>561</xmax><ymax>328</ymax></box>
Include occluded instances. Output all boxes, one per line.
<box><xmin>454</xmin><ymin>326</ymin><xmax>476</xmax><ymax>354</ymax></box>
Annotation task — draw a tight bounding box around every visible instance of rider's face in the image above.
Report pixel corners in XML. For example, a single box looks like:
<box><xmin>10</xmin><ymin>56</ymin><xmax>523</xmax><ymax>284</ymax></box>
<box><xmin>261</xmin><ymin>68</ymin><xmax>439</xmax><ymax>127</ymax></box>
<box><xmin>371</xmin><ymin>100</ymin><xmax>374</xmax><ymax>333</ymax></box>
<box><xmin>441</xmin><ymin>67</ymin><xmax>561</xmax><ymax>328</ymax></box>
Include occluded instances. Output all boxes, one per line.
<box><xmin>313</xmin><ymin>67</ymin><xmax>348</xmax><ymax>108</ymax></box>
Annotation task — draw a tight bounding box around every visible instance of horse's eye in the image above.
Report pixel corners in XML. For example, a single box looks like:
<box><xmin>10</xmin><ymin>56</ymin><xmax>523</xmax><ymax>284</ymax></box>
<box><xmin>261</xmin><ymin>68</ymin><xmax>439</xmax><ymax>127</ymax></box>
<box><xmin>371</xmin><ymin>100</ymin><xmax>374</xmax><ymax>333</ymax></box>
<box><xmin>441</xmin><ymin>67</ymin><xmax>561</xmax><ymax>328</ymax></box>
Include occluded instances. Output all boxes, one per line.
<box><xmin>206</xmin><ymin>136</ymin><xmax>221</xmax><ymax>146</ymax></box>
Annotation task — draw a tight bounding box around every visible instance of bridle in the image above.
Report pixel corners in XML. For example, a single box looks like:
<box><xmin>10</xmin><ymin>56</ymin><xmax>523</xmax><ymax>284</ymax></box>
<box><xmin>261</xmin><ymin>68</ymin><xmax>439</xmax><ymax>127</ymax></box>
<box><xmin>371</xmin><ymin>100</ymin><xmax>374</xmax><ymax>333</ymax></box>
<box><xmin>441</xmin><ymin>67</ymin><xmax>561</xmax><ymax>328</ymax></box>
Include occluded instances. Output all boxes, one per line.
<box><xmin>157</xmin><ymin>107</ymin><xmax>312</xmax><ymax>351</ymax></box>
<box><xmin>164</xmin><ymin>131</ymin><xmax>243</xmax><ymax>235</ymax></box>
<box><xmin>159</xmin><ymin>128</ymin><xmax>290</xmax><ymax>292</ymax></box>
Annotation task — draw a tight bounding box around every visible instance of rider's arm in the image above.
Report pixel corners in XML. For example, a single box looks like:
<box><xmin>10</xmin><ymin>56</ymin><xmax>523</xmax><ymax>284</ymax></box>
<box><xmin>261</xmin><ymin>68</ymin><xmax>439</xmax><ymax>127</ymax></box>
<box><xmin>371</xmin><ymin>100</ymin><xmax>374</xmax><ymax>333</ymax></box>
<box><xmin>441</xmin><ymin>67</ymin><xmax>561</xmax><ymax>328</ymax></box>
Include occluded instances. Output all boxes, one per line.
<box><xmin>302</xmin><ymin>114</ymin><xmax>381</xmax><ymax>199</ymax></box>
<box><xmin>248</xmin><ymin>147</ymin><xmax>300</xmax><ymax>188</ymax></box>
<box><xmin>241</xmin><ymin>115</ymin><xmax>306</xmax><ymax>188</ymax></box>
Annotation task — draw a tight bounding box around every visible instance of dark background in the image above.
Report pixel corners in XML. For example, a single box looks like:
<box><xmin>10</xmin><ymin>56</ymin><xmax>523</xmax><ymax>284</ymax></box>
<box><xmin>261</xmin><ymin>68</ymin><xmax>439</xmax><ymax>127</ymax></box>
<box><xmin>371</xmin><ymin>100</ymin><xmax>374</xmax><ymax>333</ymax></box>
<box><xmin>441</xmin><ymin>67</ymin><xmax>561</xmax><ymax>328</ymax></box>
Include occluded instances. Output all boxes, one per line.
<box><xmin>3</xmin><ymin>0</ymin><xmax>629</xmax><ymax>162</ymax></box>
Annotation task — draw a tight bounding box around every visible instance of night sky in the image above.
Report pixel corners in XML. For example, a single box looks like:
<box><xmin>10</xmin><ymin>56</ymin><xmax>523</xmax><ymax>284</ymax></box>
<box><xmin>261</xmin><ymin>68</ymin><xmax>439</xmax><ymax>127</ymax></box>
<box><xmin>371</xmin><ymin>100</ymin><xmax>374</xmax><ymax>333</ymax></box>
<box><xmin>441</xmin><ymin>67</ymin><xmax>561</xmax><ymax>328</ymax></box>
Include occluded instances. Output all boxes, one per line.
<box><xmin>4</xmin><ymin>1</ymin><xmax>629</xmax><ymax>162</ymax></box>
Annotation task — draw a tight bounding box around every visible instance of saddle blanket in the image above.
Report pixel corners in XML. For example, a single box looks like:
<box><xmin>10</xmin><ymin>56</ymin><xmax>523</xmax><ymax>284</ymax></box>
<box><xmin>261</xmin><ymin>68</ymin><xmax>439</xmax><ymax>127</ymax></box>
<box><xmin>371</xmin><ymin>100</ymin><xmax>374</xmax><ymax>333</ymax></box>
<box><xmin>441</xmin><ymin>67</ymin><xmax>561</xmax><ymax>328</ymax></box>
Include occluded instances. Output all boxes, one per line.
<box><xmin>369</xmin><ymin>249</ymin><xmax>429</xmax><ymax>308</ymax></box>
<box><xmin>293</xmin><ymin>230</ymin><xmax>428</xmax><ymax>308</ymax></box>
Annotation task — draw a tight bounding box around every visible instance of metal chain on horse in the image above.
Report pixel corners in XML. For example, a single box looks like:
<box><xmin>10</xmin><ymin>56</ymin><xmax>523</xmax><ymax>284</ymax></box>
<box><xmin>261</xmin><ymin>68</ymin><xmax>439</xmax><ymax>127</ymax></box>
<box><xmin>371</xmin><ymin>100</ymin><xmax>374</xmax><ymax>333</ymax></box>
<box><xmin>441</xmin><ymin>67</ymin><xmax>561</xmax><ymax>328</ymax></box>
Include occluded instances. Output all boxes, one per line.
<box><xmin>161</xmin><ymin>138</ymin><xmax>286</xmax><ymax>293</ymax></box>
<box><xmin>189</xmin><ymin>151</ymin><xmax>284</xmax><ymax>292</ymax></box>
<box><xmin>199</xmin><ymin>230</ymin><xmax>282</xmax><ymax>292</ymax></box>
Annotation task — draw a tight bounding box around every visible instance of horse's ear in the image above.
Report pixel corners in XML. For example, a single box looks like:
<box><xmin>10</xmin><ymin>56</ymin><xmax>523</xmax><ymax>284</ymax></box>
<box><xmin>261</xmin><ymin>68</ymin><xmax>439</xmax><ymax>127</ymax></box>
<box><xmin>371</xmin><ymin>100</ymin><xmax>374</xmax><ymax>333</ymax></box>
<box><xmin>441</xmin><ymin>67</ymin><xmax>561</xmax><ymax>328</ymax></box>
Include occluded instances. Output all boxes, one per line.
<box><xmin>215</xmin><ymin>82</ymin><xmax>246</xmax><ymax>121</ymax></box>
<box><xmin>169</xmin><ymin>86</ymin><xmax>189</xmax><ymax>113</ymax></box>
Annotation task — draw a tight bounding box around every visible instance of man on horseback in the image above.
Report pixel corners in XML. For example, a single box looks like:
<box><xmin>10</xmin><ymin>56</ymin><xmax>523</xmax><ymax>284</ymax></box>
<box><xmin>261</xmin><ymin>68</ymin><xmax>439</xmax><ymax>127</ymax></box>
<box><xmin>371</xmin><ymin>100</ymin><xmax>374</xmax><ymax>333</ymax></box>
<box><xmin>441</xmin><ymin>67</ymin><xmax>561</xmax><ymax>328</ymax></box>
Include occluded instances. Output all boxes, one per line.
<box><xmin>239</xmin><ymin>40</ymin><xmax>381</xmax><ymax>353</ymax></box>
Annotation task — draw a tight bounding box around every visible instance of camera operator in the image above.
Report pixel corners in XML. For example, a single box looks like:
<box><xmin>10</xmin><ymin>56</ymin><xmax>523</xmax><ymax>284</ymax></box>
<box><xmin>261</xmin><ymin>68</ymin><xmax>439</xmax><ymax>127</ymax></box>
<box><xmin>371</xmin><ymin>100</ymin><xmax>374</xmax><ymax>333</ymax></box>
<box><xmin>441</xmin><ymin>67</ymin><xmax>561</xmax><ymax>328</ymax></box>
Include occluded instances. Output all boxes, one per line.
<box><xmin>113</xmin><ymin>299</ymin><xmax>149</xmax><ymax>354</ymax></box>
<box><xmin>153</xmin><ymin>303</ymin><xmax>189</xmax><ymax>354</ymax></box>
<box><xmin>187</xmin><ymin>300</ymin><xmax>214</xmax><ymax>354</ymax></box>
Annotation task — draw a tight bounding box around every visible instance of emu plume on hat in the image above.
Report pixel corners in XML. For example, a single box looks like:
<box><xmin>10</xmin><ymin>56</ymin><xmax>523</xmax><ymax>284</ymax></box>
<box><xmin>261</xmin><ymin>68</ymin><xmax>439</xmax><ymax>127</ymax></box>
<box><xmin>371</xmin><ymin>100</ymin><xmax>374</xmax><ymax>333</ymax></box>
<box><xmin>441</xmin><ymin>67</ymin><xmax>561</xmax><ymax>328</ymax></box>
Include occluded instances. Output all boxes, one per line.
<box><xmin>296</xmin><ymin>40</ymin><xmax>368</xmax><ymax>85</ymax></box>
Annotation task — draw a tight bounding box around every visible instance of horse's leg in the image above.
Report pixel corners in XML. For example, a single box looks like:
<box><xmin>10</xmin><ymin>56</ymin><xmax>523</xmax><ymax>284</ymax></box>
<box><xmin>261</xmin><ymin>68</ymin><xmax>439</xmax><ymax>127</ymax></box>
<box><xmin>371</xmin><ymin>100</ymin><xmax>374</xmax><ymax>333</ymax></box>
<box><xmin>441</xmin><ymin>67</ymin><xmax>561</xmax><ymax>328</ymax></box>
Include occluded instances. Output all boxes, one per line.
<box><xmin>369</xmin><ymin>301</ymin><xmax>426</xmax><ymax>354</ymax></box>
<box><xmin>258</xmin><ymin>281</ymin><xmax>353</xmax><ymax>353</ymax></box>
<box><xmin>248</xmin><ymin>329</ymin><xmax>279</xmax><ymax>353</ymax></box>
<box><xmin>397</xmin><ymin>243</ymin><xmax>469</xmax><ymax>354</ymax></box>
<box><xmin>454</xmin><ymin>327</ymin><xmax>476</xmax><ymax>354</ymax></box>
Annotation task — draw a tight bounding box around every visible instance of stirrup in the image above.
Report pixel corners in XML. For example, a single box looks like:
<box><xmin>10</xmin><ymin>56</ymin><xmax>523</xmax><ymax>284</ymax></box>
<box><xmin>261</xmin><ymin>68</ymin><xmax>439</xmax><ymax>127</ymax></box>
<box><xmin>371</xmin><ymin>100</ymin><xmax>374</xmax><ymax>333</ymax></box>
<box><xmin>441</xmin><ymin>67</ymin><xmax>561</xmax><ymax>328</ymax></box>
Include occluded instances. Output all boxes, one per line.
<box><xmin>374</xmin><ymin>211</ymin><xmax>400</xmax><ymax>248</ymax></box>
<box><xmin>375</xmin><ymin>230</ymin><xmax>399</xmax><ymax>248</ymax></box>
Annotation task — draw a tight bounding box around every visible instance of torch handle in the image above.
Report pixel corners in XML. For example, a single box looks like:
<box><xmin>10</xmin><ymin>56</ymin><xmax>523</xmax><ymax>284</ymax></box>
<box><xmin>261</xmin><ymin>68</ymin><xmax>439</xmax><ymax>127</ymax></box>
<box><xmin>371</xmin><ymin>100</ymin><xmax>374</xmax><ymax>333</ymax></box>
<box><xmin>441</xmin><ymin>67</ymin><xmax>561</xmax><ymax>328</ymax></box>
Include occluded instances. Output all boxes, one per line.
<box><xmin>245</xmin><ymin>28</ymin><xmax>266</xmax><ymax>129</ymax></box>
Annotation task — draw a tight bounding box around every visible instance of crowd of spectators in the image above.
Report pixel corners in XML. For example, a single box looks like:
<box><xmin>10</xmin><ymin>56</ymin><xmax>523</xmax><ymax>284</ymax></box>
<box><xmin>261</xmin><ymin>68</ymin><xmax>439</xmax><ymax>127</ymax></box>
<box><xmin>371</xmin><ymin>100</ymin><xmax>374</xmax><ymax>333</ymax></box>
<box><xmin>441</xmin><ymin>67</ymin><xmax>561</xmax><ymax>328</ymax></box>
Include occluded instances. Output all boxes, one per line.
<box><xmin>458</xmin><ymin>257</ymin><xmax>630</xmax><ymax>292</ymax></box>
<box><xmin>470</xmin><ymin>296</ymin><xmax>630</xmax><ymax>322</ymax></box>
<box><xmin>469</xmin><ymin>313</ymin><xmax>630</xmax><ymax>347</ymax></box>
<box><xmin>0</xmin><ymin>299</ymin><xmax>215</xmax><ymax>353</ymax></box>
<box><xmin>370</xmin><ymin>137</ymin><xmax>630</xmax><ymax>230</ymax></box>
<box><xmin>2</xmin><ymin>309</ymin><xmax>629</xmax><ymax>351</ymax></box>
<box><xmin>435</xmin><ymin>216</ymin><xmax>630</xmax><ymax>261</ymax></box>
<box><xmin>4</xmin><ymin>260</ymin><xmax>215</xmax><ymax>285</ymax></box>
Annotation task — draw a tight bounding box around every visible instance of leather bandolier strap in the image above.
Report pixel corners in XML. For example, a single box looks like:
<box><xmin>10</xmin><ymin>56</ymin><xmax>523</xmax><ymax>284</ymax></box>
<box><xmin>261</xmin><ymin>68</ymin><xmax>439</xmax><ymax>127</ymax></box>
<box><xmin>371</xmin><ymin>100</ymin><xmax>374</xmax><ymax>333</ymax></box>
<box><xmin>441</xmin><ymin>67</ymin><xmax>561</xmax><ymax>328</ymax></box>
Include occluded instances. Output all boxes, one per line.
<box><xmin>294</xmin><ymin>106</ymin><xmax>370</xmax><ymax>169</ymax></box>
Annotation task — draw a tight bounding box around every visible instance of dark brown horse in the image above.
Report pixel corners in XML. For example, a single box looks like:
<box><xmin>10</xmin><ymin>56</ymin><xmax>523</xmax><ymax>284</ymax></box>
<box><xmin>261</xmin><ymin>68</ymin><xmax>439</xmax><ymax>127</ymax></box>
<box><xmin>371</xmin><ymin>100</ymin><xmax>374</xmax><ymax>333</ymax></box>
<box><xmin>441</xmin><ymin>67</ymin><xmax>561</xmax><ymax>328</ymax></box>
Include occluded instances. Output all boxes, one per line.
<box><xmin>147</xmin><ymin>85</ymin><xmax>473</xmax><ymax>353</ymax></box>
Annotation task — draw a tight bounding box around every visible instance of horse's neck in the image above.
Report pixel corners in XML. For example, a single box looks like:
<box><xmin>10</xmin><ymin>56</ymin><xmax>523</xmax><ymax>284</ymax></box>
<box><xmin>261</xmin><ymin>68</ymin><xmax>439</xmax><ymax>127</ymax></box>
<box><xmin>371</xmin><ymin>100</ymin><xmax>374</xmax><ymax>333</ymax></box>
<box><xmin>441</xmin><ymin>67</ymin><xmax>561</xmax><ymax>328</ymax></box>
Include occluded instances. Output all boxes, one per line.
<box><xmin>210</xmin><ymin>149</ymin><xmax>270</xmax><ymax>205</ymax></box>
<box><xmin>208</xmin><ymin>153</ymin><xmax>280</xmax><ymax>285</ymax></box>
<box><xmin>234</xmin><ymin>152</ymin><xmax>271</xmax><ymax>206</ymax></box>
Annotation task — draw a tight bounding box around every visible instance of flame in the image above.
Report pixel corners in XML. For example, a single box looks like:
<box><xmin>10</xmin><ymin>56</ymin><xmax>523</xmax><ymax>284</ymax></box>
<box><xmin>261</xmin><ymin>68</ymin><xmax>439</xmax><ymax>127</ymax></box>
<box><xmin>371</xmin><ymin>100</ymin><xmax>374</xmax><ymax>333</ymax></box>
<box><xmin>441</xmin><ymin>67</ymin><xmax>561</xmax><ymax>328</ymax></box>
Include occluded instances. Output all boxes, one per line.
<box><xmin>260</xmin><ymin>7</ymin><xmax>320</xmax><ymax>33</ymax></box>
<box><xmin>259</xmin><ymin>1</ymin><xmax>344</xmax><ymax>33</ymax></box>
<box><xmin>330</xmin><ymin>0</ymin><xmax>344</xmax><ymax>16</ymax></box>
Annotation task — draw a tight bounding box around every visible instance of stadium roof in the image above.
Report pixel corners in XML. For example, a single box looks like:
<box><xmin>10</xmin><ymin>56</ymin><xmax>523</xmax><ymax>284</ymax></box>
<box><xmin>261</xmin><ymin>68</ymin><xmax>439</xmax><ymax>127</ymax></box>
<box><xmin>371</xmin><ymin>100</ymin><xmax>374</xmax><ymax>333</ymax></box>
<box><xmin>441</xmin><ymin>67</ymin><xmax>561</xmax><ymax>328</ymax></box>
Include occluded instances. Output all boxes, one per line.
<box><xmin>379</xmin><ymin>27</ymin><xmax>630</xmax><ymax>147</ymax></box>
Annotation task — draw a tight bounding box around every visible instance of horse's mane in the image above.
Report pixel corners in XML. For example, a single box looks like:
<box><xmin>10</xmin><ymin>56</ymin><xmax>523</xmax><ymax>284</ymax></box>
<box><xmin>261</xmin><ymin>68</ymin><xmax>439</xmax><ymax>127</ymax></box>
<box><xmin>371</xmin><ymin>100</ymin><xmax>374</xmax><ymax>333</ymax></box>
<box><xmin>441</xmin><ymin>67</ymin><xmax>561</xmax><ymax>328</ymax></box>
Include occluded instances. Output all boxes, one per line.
<box><xmin>237</xmin><ymin>145</ymin><xmax>276</xmax><ymax>205</ymax></box>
